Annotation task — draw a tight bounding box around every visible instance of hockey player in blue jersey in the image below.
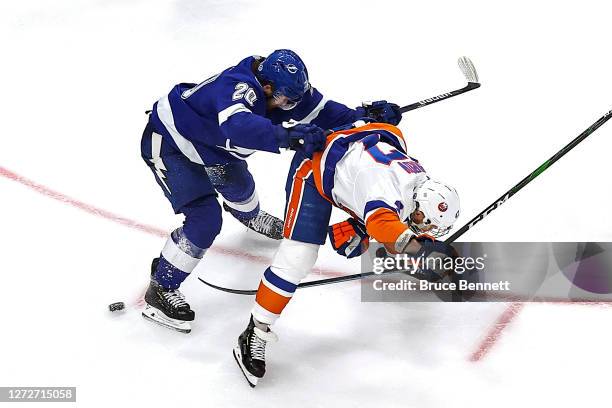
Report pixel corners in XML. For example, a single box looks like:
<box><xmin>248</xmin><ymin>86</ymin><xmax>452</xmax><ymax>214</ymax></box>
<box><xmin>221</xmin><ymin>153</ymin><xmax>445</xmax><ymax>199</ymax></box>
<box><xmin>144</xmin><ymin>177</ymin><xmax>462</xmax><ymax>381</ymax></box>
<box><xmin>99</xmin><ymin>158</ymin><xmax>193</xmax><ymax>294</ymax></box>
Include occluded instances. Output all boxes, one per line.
<box><xmin>140</xmin><ymin>49</ymin><xmax>402</xmax><ymax>332</ymax></box>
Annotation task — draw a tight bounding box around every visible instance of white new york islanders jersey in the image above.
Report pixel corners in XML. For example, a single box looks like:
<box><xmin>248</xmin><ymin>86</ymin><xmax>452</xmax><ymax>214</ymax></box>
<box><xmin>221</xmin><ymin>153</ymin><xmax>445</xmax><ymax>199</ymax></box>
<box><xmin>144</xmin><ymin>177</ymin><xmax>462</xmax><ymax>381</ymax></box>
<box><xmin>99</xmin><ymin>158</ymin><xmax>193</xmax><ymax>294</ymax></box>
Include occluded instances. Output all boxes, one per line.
<box><xmin>312</xmin><ymin>123</ymin><xmax>428</xmax><ymax>244</ymax></box>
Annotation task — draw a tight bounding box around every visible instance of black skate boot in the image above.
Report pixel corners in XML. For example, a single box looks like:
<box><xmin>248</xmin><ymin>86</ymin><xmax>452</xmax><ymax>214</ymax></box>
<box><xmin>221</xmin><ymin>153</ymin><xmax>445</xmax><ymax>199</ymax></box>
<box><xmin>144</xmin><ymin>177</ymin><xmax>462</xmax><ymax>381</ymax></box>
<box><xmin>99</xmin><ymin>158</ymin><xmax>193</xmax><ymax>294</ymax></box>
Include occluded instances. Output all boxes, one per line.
<box><xmin>233</xmin><ymin>316</ymin><xmax>278</xmax><ymax>387</ymax></box>
<box><xmin>142</xmin><ymin>258</ymin><xmax>195</xmax><ymax>333</ymax></box>
<box><xmin>223</xmin><ymin>202</ymin><xmax>283</xmax><ymax>240</ymax></box>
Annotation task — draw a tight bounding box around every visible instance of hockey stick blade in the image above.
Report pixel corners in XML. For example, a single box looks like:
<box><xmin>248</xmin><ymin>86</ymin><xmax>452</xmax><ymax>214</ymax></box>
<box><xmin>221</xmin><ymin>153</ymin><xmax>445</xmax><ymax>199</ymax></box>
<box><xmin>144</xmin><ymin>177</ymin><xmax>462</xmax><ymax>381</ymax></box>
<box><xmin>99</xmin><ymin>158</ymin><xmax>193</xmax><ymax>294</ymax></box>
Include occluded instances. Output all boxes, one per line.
<box><xmin>458</xmin><ymin>56</ymin><xmax>479</xmax><ymax>83</ymax></box>
<box><xmin>399</xmin><ymin>56</ymin><xmax>480</xmax><ymax>114</ymax></box>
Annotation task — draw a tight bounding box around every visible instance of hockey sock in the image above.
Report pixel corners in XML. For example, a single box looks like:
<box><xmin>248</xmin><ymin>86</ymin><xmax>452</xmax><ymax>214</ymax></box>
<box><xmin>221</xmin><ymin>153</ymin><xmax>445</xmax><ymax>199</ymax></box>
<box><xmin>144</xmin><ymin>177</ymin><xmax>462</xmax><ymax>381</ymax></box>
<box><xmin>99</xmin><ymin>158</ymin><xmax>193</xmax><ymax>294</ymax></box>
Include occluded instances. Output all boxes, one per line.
<box><xmin>155</xmin><ymin>227</ymin><xmax>206</xmax><ymax>289</ymax></box>
<box><xmin>252</xmin><ymin>267</ymin><xmax>299</xmax><ymax>325</ymax></box>
<box><xmin>252</xmin><ymin>316</ymin><xmax>270</xmax><ymax>332</ymax></box>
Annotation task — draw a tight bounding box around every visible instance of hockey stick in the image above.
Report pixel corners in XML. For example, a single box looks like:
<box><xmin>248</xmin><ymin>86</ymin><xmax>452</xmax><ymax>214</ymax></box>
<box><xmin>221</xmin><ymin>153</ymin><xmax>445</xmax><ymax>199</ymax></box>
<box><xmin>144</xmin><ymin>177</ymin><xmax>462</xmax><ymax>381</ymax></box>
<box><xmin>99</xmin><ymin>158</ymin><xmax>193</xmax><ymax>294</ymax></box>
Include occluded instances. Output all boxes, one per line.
<box><xmin>288</xmin><ymin>57</ymin><xmax>479</xmax><ymax>149</ymax></box>
<box><xmin>199</xmin><ymin>109</ymin><xmax>612</xmax><ymax>295</ymax></box>
<box><xmin>199</xmin><ymin>256</ymin><xmax>402</xmax><ymax>296</ymax></box>
<box><xmin>198</xmin><ymin>271</ymin><xmax>396</xmax><ymax>296</ymax></box>
<box><xmin>444</xmin><ymin>108</ymin><xmax>612</xmax><ymax>243</ymax></box>
<box><xmin>398</xmin><ymin>56</ymin><xmax>480</xmax><ymax>113</ymax></box>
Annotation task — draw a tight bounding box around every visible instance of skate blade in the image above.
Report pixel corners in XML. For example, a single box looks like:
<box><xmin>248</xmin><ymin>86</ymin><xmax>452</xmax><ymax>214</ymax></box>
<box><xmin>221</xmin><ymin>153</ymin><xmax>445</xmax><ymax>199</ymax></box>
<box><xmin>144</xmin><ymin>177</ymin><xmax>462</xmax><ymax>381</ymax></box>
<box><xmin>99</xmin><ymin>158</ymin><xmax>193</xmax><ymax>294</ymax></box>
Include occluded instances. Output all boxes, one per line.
<box><xmin>233</xmin><ymin>346</ymin><xmax>259</xmax><ymax>387</ymax></box>
<box><xmin>142</xmin><ymin>306</ymin><xmax>191</xmax><ymax>334</ymax></box>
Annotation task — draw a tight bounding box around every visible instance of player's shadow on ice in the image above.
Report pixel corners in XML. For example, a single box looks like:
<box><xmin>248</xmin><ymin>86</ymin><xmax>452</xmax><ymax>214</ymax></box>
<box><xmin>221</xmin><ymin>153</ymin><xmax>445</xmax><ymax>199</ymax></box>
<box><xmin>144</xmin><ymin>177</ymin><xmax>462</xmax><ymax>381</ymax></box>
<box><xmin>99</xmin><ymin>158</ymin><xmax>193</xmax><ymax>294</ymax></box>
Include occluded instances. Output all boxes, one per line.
<box><xmin>229</xmin><ymin>227</ymin><xmax>283</xmax><ymax>252</ymax></box>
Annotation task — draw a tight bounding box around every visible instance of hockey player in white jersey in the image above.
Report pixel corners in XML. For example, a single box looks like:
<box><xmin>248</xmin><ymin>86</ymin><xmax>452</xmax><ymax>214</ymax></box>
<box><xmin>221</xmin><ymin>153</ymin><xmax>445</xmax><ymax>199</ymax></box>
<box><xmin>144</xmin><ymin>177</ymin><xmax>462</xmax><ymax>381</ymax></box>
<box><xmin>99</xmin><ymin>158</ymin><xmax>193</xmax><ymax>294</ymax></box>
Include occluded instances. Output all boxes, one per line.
<box><xmin>233</xmin><ymin>121</ymin><xmax>460</xmax><ymax>386</ymax></box>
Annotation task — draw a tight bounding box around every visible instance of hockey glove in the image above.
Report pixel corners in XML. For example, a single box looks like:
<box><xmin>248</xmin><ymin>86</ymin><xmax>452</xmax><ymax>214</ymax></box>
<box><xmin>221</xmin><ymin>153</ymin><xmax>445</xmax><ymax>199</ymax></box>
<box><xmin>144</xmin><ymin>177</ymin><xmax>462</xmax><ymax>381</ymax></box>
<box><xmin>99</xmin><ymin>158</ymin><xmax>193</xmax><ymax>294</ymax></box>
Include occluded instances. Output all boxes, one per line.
<box><xmin>328</xmin><ymin>218</ymin><xmax>370</xmax><ymax>258</ymax></box>
<box><xmin>410</xmin><ymin>235</ymin><xmax>458</xmax><ymax>282</ymax></box>
<box><xmin>356</xmin><ymin>100</ymin><xmax>402</xmax><ymax>126</ymax></box>
<box><xmin>275</xmin><ymin>123</ymin><xmax>326</xmax><ymax>159</ymax></box>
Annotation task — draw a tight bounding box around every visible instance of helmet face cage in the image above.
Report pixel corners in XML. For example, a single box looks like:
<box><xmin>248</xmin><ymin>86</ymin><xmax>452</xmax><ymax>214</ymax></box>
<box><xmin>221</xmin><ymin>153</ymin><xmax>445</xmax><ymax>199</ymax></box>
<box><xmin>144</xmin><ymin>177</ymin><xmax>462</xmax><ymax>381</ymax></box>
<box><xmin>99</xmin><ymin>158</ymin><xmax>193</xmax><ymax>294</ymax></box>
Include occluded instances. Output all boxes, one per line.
<box><xmin>273</xmin><ymin>94</ymin><xmax>298</xmax><ymax>110</ymax></box>
<box><xmin>272</xmin><ymin>73</ymin><xmax>310</xmax><ymax>110</ymax></box>
<box><xmin>276</xmin><ymin>82</ymin><xmax>306</xmax><ymax>102</ymax></box>
<box><xmin>408</xmin><ymin>201</ymin><xmax>453</xmax><ymax>239</ymax></box>
<box><xmin>407</xmin><ymin>179</ymin><xmax>460</xmax><ymax>239</ymax></box>
<box><xmin>272</xmin><ymin>86</ymin><xmax>305</xmax><ymax>110</ymax></box>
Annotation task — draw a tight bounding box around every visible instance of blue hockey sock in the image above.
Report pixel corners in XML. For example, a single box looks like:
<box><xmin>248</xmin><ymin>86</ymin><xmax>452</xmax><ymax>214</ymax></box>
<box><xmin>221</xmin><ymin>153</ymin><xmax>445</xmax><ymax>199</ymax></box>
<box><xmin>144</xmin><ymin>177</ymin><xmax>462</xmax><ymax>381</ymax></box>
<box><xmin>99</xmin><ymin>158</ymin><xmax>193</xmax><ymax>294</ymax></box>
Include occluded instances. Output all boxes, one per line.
<box><xmin>154</xmin><ymin>227</ymin><xmax>207</xmax><ymax>289</ymax></box>
<box><xmin>154</xmin><ymin>256</ymin><xmax>190</xmax><ymax>290</ymax></box>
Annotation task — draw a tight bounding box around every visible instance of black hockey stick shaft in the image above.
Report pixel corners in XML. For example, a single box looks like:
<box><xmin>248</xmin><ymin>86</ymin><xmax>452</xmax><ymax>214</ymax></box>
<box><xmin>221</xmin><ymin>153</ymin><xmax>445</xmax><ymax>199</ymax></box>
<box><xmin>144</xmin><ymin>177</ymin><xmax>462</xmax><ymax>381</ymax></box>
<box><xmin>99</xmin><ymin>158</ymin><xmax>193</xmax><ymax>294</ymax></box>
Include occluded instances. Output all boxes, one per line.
<box><xmin>301</xmin><ymin>81</ymin><xmax>479</xmax><ymax>144</ymax></box>
<box><xmin>297</xmin><ymin>82</ymin><xmax>480</xmax><ymax>145</ymax></box>
<box><xmin>198</xmin><ymin>267</ymin><xmax>403</xmax><ymax>295</ymax></box>
<box><xmin>399</xmin><ymin>82</ymin><xmax>480</xmax><ymax>113</ymax></box>
<box><xmin>200</xmin><ymin>110</ymin><xmax>612</xmax><ymax>295</ymax></box>
<box><xmin>446</xmin><ymin>108</ymin><xmax>612</xmax><ymax>243</ymax></box>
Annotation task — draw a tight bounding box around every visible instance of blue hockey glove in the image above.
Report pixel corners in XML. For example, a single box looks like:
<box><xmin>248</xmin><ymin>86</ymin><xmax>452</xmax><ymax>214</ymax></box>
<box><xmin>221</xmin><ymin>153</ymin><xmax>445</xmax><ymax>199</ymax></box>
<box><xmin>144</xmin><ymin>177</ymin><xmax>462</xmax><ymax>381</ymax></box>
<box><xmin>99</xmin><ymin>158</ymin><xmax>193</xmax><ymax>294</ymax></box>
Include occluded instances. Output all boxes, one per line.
<box><xmin>276</xmin><ymin>123</ymin><xmax>326</xmax><ymax>158</ymax></box>
<box><xmin>411</xmin><ymin>235</ymin><xmax>458</xmax><ymax>281</ymax></box>
<box><xmin>356</xmin><ymin>100</ymin><xmax>402</xmax><ymax>125</ymax></box>
<box><xmin>328</xmin><ymin>218</ymin><xmax>370</xmax><ymax>258</ymax></box>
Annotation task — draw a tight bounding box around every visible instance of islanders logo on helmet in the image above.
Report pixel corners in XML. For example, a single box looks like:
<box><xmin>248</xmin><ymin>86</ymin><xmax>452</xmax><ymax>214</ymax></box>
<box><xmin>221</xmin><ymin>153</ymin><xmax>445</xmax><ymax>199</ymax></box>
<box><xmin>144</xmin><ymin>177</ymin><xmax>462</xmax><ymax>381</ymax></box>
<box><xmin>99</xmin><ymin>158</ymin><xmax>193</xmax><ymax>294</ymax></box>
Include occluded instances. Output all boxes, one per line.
<box><xmin>409</xmin><ymin>179</ymin><xmax>460</xmax><ymax>238</ymax></box>
<box><xmin>258</xmin><ymin>49</ymin><xmax>310</xmax><ymax>108</ymax></box>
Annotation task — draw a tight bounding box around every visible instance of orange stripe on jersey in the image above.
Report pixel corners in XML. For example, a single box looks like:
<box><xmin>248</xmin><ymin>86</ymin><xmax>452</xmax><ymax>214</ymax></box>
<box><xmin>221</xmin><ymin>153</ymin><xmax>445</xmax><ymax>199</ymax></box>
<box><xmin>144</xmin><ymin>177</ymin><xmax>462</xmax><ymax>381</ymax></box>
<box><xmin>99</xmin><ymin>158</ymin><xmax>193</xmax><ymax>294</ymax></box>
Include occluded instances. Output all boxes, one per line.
<box><xmin>311</xmin><ymin>122</ymin><xmax>406</xmax><ymax>202</ymax></box>
<box><xmin>323</xmin><ymin>122</ymin><xmax>405</xmax><ymax>147</ymax></box>
<box><xmin>255</xmin><ymin>280</ymin><xmax>291</xmax><ymax>315</ymax></box>
<box><xmin>283</xmin><ymin>159</ymin><xmax>313</xmax><ymax>239</ymax></box>
<box><xmin>365</xmin><ymin>208</ymin><xmax>409</xmax><ymax>243</ymax></box>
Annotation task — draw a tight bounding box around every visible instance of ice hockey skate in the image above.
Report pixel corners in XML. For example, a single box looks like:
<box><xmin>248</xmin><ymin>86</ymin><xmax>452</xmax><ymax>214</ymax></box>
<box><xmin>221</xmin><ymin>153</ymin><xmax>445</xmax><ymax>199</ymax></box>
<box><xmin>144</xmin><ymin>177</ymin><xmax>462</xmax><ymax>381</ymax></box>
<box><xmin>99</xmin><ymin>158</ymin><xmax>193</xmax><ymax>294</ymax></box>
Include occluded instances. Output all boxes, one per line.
<box><xmin>233</xmin><ymin>316</ymin><xmax>278</xmax><ymax>387</ymax></box>
<box><xmin>142</xmin><ymin>258</ymin><xmax>195</xmax><ymax>333</ymax></box>
<box><xmin>223</xmin><ymin>202</ymin><xmax>283</xmax><ymax>240</ymax></box>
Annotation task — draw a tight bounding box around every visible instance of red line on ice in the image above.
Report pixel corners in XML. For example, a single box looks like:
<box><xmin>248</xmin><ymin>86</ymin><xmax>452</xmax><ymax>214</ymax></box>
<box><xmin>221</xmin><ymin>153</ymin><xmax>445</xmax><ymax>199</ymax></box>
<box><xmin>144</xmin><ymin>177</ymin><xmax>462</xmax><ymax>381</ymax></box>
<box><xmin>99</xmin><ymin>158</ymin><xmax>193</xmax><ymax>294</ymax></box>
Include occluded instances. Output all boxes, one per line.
<box><xmin>0</xmin><ymin>166</ymin><xmax>169</xmax><ymax>238</ymax></box>
<box><xmin>0</xmin><ymin>165</ymin><xmax>343</xmax><ymax>277</ymax></box>
<box><xmin>469</xmin><ymin>302</ymin><xmax>524</xmax><ymax>362</ymax></box>
<box><xmin>4</xmin><ymin>165</ymin><xmax>609</xmax><ymax>362</ymax></box>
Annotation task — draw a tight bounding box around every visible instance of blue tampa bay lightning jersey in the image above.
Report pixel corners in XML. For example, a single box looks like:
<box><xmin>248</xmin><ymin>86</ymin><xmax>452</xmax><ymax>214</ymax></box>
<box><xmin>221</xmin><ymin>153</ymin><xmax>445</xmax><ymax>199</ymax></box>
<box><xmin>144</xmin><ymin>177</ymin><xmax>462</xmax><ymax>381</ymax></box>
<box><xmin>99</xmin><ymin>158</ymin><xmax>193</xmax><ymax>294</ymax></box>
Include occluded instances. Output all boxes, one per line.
<box><xmin>149</xmin><ymin>55</ymin><xmax>360</xmax><ymax>165</ymax></box>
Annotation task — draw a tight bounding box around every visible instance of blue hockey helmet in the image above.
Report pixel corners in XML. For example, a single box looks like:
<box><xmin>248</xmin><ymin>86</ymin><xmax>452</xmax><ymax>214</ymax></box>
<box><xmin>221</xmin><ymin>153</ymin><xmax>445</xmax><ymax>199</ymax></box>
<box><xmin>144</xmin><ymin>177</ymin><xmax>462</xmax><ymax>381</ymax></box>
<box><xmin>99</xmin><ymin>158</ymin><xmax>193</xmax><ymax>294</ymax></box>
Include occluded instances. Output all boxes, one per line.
<box><xmin>257</xmin><ymin>49</ymin><xmax>310</xmax><ymax>108</ymax></box>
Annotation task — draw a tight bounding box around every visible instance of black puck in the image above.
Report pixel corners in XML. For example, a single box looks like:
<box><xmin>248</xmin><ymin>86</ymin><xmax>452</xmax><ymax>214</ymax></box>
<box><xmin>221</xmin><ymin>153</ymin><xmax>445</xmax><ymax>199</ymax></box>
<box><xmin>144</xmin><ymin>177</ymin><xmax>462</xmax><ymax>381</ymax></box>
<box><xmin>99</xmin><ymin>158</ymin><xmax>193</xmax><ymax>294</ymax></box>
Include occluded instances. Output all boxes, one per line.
<box><xmin>108</xmin><ymin>302</ymin><xmax>126</xmax><ymax>312</ymax></box>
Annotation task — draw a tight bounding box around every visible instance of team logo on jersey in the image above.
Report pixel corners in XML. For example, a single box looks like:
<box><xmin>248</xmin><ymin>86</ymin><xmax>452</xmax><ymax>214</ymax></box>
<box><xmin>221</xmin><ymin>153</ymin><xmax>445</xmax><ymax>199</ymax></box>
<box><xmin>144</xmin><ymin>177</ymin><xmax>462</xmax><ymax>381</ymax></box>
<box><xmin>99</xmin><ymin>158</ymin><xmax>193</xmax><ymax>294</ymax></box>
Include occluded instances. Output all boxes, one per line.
<box><xmin>438</xmin><ymin>202</ymin><xmax>448</xmax><ymax>212</ymax></box>
<box><xmin>286</xmin><ymin>64</ymin><xmax>298</xmax><ymax>74</ymax></box>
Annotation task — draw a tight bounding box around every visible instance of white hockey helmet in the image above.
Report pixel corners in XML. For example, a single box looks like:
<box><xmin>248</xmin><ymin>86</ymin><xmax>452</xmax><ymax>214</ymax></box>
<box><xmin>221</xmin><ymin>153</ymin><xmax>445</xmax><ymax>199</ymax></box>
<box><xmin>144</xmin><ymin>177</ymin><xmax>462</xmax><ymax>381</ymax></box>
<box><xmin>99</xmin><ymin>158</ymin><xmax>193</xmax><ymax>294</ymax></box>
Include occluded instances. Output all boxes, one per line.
<box><xmin>409</xmin><ymin>179</ymin><xmax>460</xmax><ymax>238</ymax></box>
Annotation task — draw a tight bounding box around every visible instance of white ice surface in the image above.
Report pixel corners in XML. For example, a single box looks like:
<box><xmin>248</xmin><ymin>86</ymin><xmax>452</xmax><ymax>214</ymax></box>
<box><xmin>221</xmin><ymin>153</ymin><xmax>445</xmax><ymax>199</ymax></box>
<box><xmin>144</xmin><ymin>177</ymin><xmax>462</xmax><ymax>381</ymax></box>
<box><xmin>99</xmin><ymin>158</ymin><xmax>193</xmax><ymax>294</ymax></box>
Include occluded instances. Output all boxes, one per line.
<box><xmin>1</xmin><ymin>1</ymin><xmax>612</xmax><ymax>407</ymax></box>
